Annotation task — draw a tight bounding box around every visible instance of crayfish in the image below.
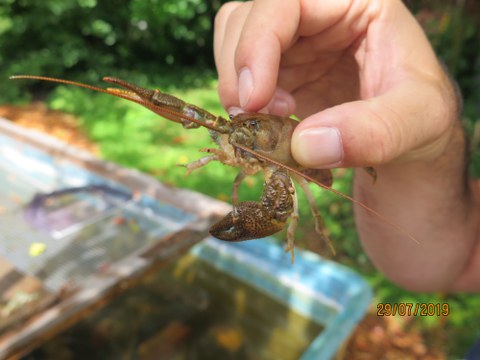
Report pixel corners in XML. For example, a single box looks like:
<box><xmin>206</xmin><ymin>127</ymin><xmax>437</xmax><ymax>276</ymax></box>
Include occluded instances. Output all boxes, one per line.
<box><xmin>10</xmin><ymin>75</ymin><xmax>416</xmax><ymax>263</ymax></box>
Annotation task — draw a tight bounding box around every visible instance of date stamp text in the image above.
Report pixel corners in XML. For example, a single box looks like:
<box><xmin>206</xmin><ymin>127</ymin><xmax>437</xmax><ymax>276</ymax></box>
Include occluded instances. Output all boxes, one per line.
<box><xmin>377</xmin><ymin>302</ymin><xmax>449</xmax><ymax>317</ymax></box>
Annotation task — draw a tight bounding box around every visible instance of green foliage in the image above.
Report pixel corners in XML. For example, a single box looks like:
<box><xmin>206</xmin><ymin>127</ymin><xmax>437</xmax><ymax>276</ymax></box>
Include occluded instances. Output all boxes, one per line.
<box><xmin>0</xmin><ymin>0</ymin><xmax>225</xmax><ymax>103</ymax></box>
<box><xmin>414</xmin><ymin>1</ymin><xmax>480</xmax><ymax>176</ymax></box>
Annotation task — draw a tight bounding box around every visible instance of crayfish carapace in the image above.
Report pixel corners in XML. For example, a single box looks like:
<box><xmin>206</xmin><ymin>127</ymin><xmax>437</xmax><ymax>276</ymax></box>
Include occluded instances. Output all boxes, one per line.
<box><xmin>10</xmin><ymin>75</ymin><xmax>417</xmax><ymax>263</ymax></box>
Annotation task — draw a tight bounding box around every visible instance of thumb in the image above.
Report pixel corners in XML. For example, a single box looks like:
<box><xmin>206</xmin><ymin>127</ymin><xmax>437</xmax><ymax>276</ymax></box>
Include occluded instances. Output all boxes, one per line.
<box><xmin>291</xmin><ymin>79</ymin><xmax>455</xmax><ymax>168</ymax></box>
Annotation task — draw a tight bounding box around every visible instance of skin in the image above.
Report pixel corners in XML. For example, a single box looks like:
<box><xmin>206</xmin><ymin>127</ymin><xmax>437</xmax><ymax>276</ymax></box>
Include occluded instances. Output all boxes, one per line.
<box><xmin>214</xmin><ymin>0</ymin><xmax>480</xmax><ymax>292</ymax></box>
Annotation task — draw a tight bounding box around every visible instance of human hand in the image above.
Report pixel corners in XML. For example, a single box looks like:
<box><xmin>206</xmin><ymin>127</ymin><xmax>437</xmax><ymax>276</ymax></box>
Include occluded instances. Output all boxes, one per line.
<box><xmin>214</xmin><ymin>0</ymin><xmax>459</xmax><ymax>169</ymax></box>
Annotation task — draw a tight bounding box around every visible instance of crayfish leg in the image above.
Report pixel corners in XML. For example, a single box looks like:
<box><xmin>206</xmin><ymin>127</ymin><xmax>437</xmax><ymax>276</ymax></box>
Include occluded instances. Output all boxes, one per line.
<box><xmin>177</xmin><ymin>154</ymin><xmax>219</xmax><ymax>176</ymax></box>
<box><xmin>285</xmin><ymin>182</ymin><xmax>299</xmax><ymax>264</ymax></box>
<box><xmin>293</xmin><ymin>175</ymin><xmax>336</xmax><ymax>256</ymax></box>
<box><xmin>232</xmin><ymin>170</ymin><xmax>247</xmax><ymax>224</ymax></box>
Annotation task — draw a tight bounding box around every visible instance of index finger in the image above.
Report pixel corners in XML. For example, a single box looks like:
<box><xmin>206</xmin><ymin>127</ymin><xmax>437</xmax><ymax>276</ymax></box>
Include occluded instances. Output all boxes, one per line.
<box><xmin>216</xmin><ymin>0</ymin><xmax>300</xmax><ymax>111</ymax></box>
<box><xmin>234</xmin><ymin>0</ymin><xmax>301</xmax><ymax>110</ymax></box>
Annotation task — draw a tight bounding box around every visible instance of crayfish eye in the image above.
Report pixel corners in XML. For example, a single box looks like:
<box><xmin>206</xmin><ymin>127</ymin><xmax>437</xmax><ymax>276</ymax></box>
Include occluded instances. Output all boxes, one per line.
<box><xmin>229</xmin><ymin>114</ymin><xmax>234</xmax><ymax>120</ymax></box>
<box><xmin>246</xmin><ymin>120</ymin><xmax>258</xmax><ymax>131</ymax></box>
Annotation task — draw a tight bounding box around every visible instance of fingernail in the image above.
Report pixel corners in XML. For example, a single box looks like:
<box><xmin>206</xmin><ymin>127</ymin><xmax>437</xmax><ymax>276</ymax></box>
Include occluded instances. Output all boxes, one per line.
<box><xmin>293</xmin><ymin>127</ymin><xmax>343</xmax><ymax>167</ymax></box>
<box><xmin>227</xmin><ymin>106</ymin><xmax>243</xmax><ymax>116</ymax></box>
<box><xmin>238</xmin><ymin>67</ymin><xmax>253</xmax><ymax>108</ymax></box>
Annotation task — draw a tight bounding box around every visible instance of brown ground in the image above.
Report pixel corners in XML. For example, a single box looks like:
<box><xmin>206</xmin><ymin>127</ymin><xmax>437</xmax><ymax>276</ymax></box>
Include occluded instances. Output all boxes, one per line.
<box><xmin>340</xmin><ymin>308</ymin><xmax>447</xmax><ymax>360</ymax></box>
<box><xmin>0</xmin><ymin>102</ymin><xmax>98</xmax><ymax>154</ymax></box>
<box><xmin>0</xmin><ymin>104</ymin><xmax>448</xmax><ymax>359</ymax></box>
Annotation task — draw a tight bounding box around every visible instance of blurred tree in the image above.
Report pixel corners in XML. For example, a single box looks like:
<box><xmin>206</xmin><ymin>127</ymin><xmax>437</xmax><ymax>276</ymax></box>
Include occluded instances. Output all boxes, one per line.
<box><xmin>411</xmin><ymin>0</ymin><xmax>480</xmax><ymax>174</ymax></box>
<box><xmin>0</xmin><ymin>0</ymin><xmax>226</xmax><ymax>102</ymax></box>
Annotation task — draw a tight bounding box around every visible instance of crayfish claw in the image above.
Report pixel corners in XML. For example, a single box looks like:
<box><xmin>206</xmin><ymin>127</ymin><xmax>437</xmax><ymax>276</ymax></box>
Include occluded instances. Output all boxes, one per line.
<box><xmin>209</xmin><ymin>201</ymin><xmax>285</xmax><ymax>242</ymax></box>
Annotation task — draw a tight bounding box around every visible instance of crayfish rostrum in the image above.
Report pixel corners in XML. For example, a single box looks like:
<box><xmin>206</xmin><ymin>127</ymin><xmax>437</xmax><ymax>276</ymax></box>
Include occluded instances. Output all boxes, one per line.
<box><xmin>10</xmin><ymin>75</ymin><xmax>414</xmax><ymax>263</ymax></box>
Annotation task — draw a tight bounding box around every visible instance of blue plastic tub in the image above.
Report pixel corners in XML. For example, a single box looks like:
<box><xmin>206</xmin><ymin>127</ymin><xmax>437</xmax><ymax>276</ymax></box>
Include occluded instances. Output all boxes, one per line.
<box><xmin>192</xmin><ymin>237</ymin><xmax>372</xmax><ymax>360</ymax></box>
